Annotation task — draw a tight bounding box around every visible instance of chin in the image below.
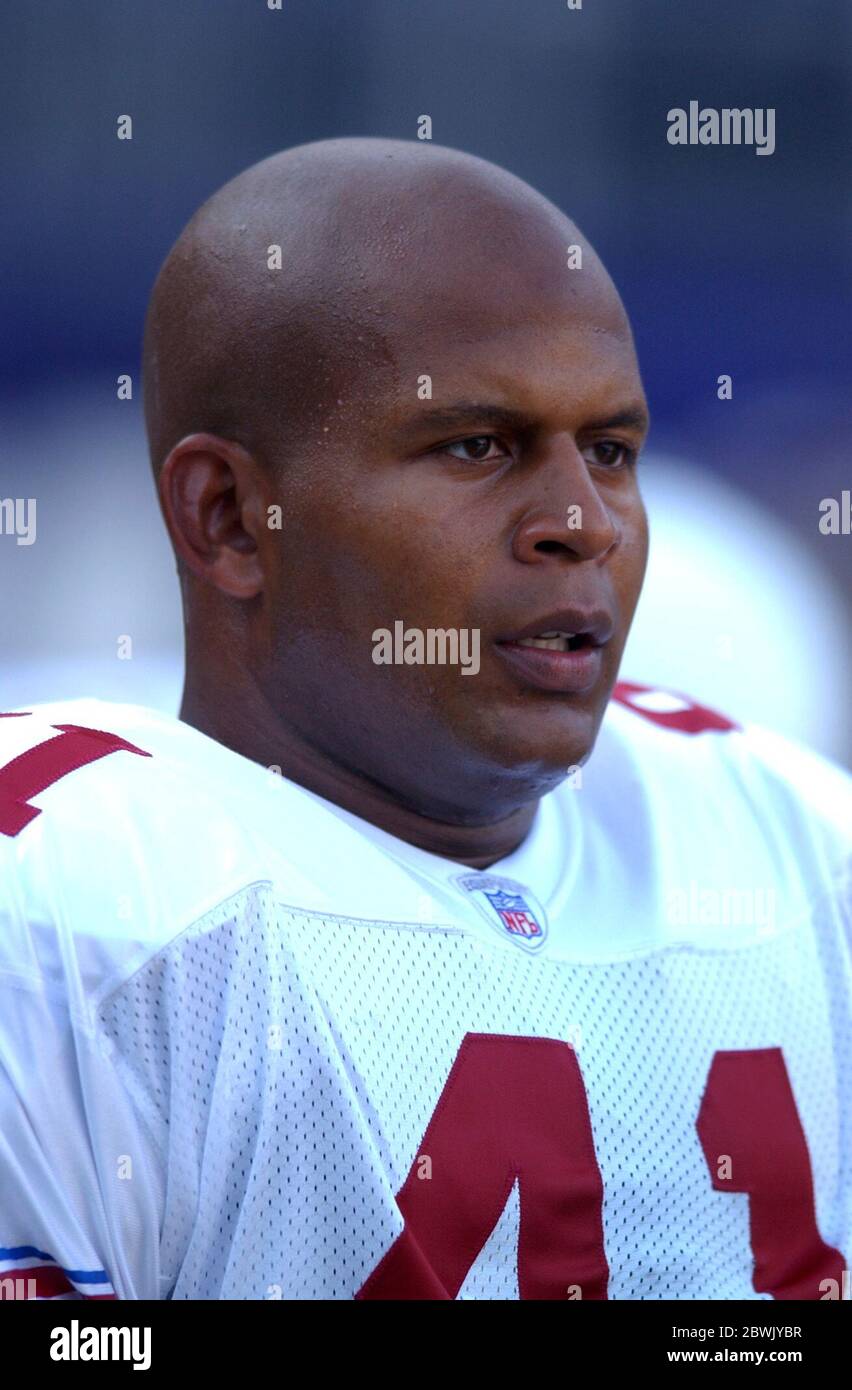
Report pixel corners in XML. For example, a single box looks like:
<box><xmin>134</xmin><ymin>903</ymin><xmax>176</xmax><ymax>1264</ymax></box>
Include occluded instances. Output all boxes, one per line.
<box><xmin>476</xmin><ymin>699</ymin><xmax>602</xmax><ymax>783</ymax></box>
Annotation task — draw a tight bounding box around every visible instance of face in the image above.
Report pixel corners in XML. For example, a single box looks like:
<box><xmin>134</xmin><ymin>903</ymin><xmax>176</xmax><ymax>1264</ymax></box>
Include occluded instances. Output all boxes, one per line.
<box><xmin>252</xmin><ymin>212</ymin><xmax>650</xmax><ymax>823</ymax></box>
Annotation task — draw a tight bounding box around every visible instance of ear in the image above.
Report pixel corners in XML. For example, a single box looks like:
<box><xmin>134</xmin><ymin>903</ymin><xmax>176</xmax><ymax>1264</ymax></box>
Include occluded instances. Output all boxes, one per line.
<box><xmin>158</xmin><ymin>433</ymin><xmax>273</xmax><ymax>599</ymax></box>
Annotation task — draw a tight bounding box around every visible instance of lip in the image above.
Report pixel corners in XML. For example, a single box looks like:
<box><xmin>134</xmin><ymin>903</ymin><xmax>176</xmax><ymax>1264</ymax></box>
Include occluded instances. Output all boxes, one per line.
<box><xmin>495</xmin><ymin>640</ymin><xmax>603</xmax><ymax>693</ymax></box>
<box><xmin>494</xmin><ymin>606</ymin><xmax>613</xmax><ymax>695</ymax></box>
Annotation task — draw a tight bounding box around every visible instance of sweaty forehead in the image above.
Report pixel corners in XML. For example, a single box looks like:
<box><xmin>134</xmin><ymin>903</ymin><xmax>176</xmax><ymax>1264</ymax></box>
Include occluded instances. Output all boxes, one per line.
<box><xmin>143</xmin><ymin>139</ymin><xmax>633</xmax><ymax>463</ymax></box>
<box><xmin>205</xmin><ymin>148</ymin><xmax>618</xmax><ymax>312</ymax></box>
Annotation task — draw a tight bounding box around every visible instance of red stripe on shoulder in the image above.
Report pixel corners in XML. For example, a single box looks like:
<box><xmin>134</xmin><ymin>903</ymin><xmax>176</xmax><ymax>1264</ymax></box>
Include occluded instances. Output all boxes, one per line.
<box><xmin>0</xmin><ymin>721</ymin><xmax>152</xmax><ymax>838</ymax></box>
<box><xmin>612</xmin><ymin>681</ymin><xmax>738</xmax><ymax>735</ymax></box>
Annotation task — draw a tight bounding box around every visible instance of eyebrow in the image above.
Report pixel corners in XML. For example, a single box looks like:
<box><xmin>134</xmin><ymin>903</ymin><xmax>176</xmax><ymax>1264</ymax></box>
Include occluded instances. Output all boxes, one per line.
<box><xmin>394</xmin><ymin>400</ymin><xmax>651</xmax><ymax>440</ymax></box>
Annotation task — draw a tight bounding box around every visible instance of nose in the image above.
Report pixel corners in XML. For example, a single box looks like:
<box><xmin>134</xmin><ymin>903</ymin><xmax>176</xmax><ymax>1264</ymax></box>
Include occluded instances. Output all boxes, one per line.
<box><xmin>511</xmin><ymin>441</ymin><xmax>619</xmax><ymax>565</ymax></box>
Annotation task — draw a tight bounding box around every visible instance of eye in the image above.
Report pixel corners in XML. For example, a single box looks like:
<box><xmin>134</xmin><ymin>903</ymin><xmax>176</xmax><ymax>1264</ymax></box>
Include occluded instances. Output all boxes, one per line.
<box><xmin>441</xmin><ymin>434</ymin><xmax>508</xmax><ymax>463</ymax></box>
<box><xmin>581</xmin><ymin>440</ymin><xmax>638</xmax><ymax>470</ymax></box>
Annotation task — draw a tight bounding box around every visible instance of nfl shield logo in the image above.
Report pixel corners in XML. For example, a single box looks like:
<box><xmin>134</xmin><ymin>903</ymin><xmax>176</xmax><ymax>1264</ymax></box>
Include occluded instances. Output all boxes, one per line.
<box><xmin>451</xmin><ymin>873</ymin><xmax>548</xmax><ymax>952</ymax></box>
<box><xmin>482</xmin><ymin>888</ymin><xmax>544</xmax><ymax>942</ymax></box>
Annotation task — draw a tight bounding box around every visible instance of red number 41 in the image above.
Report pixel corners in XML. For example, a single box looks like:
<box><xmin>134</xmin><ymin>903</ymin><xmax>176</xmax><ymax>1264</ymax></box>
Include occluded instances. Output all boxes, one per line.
<box><xmin>357</xmin><ymin>1034</ymin><xmax>847</xmax><ymax>1300</ymax></box>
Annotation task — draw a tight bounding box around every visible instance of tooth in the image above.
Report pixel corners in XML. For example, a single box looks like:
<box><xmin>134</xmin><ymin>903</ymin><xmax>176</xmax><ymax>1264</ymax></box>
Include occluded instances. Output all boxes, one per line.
<box><xmin>517</xmin><ymin>636</ymin><xmax>568</xmax><ymax>651</ymax></box>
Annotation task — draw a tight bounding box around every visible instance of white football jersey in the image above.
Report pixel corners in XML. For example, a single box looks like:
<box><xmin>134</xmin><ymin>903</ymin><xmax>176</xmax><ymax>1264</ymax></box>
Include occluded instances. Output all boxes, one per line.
<box><xmin>0</xmin><ymin>684</ymin><xmax>849</xmax><ymax>1301</ymax></box>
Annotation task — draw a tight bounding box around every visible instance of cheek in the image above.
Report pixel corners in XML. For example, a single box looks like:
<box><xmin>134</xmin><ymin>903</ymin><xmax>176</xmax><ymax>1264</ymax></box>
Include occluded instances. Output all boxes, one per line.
<box><xmin>628</xmin><ymin>504</ymin><xmax>650</xmax><ymax>582</ymax></box>
<box><xmin>341</xmin><ymin>506</ymin><xmax>471</xmax><ymax>618</ymax></box>
<box><xmin>609</xmin><ymin>499</ymin><xmax>649</xmax><ymax>625</ymax></box>
<box><xmin>269</xmin><ymin>507</ymin><xmax>458</xmax><ymax>650</ymax></box>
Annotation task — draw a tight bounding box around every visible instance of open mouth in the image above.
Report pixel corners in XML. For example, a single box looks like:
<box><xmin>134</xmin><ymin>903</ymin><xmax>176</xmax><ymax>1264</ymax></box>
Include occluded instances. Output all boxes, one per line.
<box><xmin>510</xmin><ymin>630</ymin><xmax>591</xmax><ymax>653</ymax></box>
<box><xmin>494</xmin><ymin>621</ymin><xmax>607</xmax><ymax>694</ymax></box>
<box><xmin>492</xmin><ymin>605</ymin><xmax>612</xmax><ymax>693</ymax></box>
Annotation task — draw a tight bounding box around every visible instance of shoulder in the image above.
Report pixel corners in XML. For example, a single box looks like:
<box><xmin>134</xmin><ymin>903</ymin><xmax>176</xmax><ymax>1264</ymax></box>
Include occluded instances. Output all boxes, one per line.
<box><xmin>0</xmin><ymin>698</ymin><xmax>277</xmax><ymax>1008</ymax></box>
<box><xmin>595</xmin><ymin>680</ymin><xmax>851</xmax><ymax>904</ymax></box>
<box><xmin>604</xmin><ymin>680</ymin><xmax>850</xmax><ymax>826</ymax></box>
<box><xmin>0</xmin><ymin>696</ymin><xmax>251</xmax><ymax>850</ymax></box>
<box><xmin>0</xmin><ymin>697</ymin><xmax>441</xmax><ymax>1011</ymax></box>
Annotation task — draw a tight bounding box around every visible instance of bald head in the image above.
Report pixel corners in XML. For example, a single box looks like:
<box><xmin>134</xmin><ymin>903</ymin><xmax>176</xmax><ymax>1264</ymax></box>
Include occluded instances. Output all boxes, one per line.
<box><xmin>142</xmin><ymin>137</ymin><xmax>623</xmax><ymax>475</ymax></box>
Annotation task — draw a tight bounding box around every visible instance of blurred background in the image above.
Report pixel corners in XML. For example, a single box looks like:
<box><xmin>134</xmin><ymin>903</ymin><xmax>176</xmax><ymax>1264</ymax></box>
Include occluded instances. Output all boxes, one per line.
<box><xmin>1</xmin><ymin>0</ymin><xmax>850</xmax><ymax>762</ymax></box>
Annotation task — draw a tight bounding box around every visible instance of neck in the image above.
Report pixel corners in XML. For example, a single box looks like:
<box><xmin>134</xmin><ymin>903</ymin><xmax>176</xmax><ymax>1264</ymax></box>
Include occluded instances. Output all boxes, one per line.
<box><xmin>179</xmin><ymin>679</ymin><xmax>537</xmax><ymax>870</ymax></box>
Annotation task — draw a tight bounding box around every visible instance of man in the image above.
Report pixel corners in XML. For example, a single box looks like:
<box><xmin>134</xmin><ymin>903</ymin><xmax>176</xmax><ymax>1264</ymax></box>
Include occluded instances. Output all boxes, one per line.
<box><xmin>1</xmin><ymin>138</ymin><xmax>849</xmax><ymax>1300</ymax></box>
